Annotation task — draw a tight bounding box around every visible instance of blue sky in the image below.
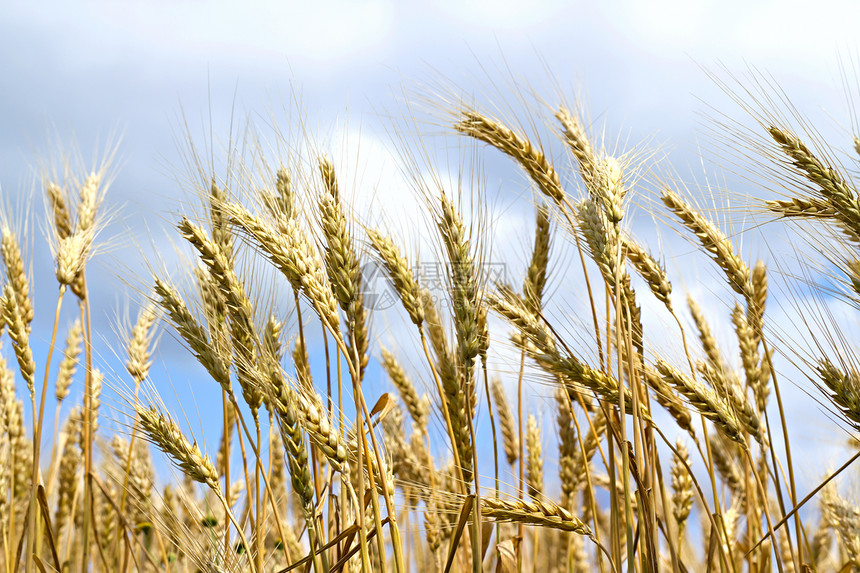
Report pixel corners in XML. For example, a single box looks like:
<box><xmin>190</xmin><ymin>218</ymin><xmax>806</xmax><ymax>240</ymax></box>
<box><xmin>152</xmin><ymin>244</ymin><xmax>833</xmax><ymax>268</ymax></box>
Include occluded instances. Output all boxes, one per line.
<box><xmin>2</xmin><ymin>0</ymin><xmax>859</xmax><ymax>495</ymax></box>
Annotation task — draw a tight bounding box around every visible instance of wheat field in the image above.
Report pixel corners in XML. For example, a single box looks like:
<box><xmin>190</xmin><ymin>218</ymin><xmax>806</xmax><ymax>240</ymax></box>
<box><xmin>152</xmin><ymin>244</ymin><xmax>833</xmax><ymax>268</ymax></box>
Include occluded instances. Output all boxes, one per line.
<box><xmin>0</xmin><ymin>71</ymin><xmax>858</xmax><ymax>573</ymax></box>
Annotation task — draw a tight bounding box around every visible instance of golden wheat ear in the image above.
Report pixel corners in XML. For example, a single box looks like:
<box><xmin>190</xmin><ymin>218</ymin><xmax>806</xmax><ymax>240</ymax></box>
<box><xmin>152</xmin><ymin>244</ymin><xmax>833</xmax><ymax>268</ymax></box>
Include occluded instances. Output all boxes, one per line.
<box><xmin>491</xmin><ymin>378</ymin><xmax>519</xmax><ymax>467</ymax></box>
<box><xmin>454</xmin><ymin>110</ymin><xmax>566</xmax><ymax>205</ymax></box>
<box><xmin>525</xmin><ymin>414</ymin><xmax>543</xmax><ymax>500</ymax></box>
<box><xmin>380</xmin><ymin>347</ymin><xmax>429</xmax><ymax>431</ymax></box>
<box><xmin>366</xmin><ymin>228</ymin><xmax>424</xmax><ymax>327</ymax></box>
<box><xmin>661</xmin><ymin>187</ymin><xmax>752</xmax><ymax>300</ymax></box>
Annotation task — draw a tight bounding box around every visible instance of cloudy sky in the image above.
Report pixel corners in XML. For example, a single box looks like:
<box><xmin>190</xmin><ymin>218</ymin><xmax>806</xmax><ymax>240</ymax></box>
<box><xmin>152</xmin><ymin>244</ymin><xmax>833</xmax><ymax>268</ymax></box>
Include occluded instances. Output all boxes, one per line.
<box><xmin>2</xmin><ymin>0</ymin><xmax>858</xmax><ymax>493</ymax></box>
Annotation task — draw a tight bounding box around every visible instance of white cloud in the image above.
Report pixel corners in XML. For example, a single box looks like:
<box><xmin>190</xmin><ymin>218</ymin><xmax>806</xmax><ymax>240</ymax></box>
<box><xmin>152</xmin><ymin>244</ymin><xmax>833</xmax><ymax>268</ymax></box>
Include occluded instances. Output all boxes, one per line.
<box><xmin>601</xmin><ymin>0</ymin><xmax>857</xmax><ymax>76</ymax></box>
<box><xmin>9</xmin><ymin>0</ymin><xmax>397</xmax><ymax>70</ymax></box>
<box><xmin>431</xmin><ymin>0</ymin><xmax>570</xmax><ymax>30</ymax></box>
